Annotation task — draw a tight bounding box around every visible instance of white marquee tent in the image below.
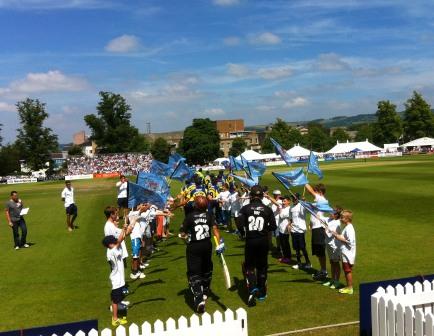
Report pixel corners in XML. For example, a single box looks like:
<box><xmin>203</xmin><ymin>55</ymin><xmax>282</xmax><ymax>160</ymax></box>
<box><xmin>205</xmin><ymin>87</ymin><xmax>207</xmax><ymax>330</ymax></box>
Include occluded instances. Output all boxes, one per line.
<box><xmin>287</xmin><ymin>144</ymin><xmax>313</xmax><ymax>157</ymax></box>
<box><xmin>326</xmin><ymin>140</ymin><xmax>382</xmax><ymax>154</ymax></box>
<box><xmin>400</xmin><ymin>137</ymin><xmax>434</xmax><ymax>148</ymax></box>
<box><xmin>236</xmin><ymin>150</ymin><xmax>263</xmax><ymax>161</ymax></box>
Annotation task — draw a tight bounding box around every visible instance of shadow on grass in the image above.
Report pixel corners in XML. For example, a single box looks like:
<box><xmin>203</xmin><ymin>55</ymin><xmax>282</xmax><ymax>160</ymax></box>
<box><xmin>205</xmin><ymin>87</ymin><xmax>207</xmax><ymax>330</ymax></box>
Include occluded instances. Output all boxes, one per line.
<box><xmin>129</xmin><ymin>297</ymin><xmax>166</xmax><ymax>309</ymax></box>
<box><xmin>170</xmin><ymin>256</ymin><xmax>185</xmax><ymax>262</ymax></box>
<box><xmin>280</xmin><ymin>278</ymin><xmax>315</xmax><ymax>284</ymax></box>
<box><xmin>146</xmin><ymin>268</ymin><xmax>168</xmax><ymax>275</ymax></box>
<box><xmin>232</xmin><ymin>277</ymin><xmax>248</xmax><ymax>306</ymax></box>
<box><xmin>177</xmin><ymin>287</ymin><xmax>228</xmax><ymax>313</ymax></box>
<box><xmin>224</xmin><ymin>253</ymin><xmax>244</xmax><ymax>257</ymax></box>
<box><xmin>127</xmin><ymin>279</ymin><xmax>165</xmax><ymax>295</ymax></box>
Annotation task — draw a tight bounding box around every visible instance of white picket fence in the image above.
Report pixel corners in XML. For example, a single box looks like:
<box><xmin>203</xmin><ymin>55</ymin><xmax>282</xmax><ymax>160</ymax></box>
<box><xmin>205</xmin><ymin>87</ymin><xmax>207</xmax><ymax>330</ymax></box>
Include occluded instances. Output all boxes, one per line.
<box><xmin>371</xmin><ymin>280</ymin><xmax>434</xmax><ymax>336</ymax></box>
<box><xmin>54</xmin><ymin>308</ymin><xmax>248</xmax><ymax>336</ymax></box>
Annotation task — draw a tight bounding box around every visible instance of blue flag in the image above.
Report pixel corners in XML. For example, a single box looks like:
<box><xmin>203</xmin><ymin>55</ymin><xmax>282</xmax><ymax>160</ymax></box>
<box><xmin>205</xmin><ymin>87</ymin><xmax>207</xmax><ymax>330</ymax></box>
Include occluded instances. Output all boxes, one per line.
<box><xmin>240</xmin><ymin>155</ymin><xmax>263</xmax><ymax>180</ymax></box>
<box><xmin>136</xmin><ymin>171</ymin><xmax>170</xmax><ymax>199</ymax></box>
<box><xmin>128</xmin><ymin>181</ymin><xmax>167</xmax><ymax>210</ymax></box>
<box><xmin>171</xmin><ymin>160</ymin><xmax>195</xmax><ymax>181</ymax></box>
<box><xmin>270</xmin><ymin>137</ymin><xmax>294</xmax><ymax>166</ymax></box>
<box><xmin>307</xmin><ymin>151</ymin><xmax>323</xmax><ymax>179</ymax></box>
<box><xmin>272</xmin><ymin>168</ymin><xmax>309</xmax><ymax>189</ymax></box>
<box><xmin>229</xmin><ymin>156</ymin><xmax>243</xmax><ymax>171</ymax></box>
<box><xmin>249</xmin><ymin>161</ymin><xmax>266</xmax><ymax>176</ymax></box>
<box><xmin>298</xmin><ymin>200</ymin><xmax>330</xmax><ymax>227</ymax></box>
<box><xmin>150</xmin><ymin>160</ymin><xmax>170</xmax><ymax>176</ymax></box>
<box><xmin>231</xmin><ymin>174</ymin><xmax>257</xmax><ymax>188</ymax></box>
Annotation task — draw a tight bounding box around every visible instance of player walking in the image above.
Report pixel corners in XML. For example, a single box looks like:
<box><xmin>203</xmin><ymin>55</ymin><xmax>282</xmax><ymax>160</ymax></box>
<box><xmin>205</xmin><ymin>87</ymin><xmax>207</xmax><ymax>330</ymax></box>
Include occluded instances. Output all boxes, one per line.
<box><xmin>237</xmin><ymin>185</ymin><xmax>277</xmax><ymax>306</ymax></box>
<box><xmin>61</xmin><ymin>181</ymin><xmax>78</xmax><ymax>232</ymax></box>
<box><xmin>179</xmin><ymin>196</ymin><xmax>224</xmax><ymax>313</ymax></box>
<box><xmin>5</xmin><ymin>191</ymin><xmax>29</xmax><ymax>249</ymax></box>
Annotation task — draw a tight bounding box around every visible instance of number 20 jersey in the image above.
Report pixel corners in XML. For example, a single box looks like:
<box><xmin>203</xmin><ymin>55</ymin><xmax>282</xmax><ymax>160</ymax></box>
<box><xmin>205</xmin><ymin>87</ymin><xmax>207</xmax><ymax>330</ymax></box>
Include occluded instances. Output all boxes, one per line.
<box><xmin>181</xmin><ymin>210</ymin><xmax>214</xmax><ymax>244</ymax></box>
<box><xmin>238</xmin><ymin>199</ymin><xmax>277</xmax><ymax>240</ymax></box>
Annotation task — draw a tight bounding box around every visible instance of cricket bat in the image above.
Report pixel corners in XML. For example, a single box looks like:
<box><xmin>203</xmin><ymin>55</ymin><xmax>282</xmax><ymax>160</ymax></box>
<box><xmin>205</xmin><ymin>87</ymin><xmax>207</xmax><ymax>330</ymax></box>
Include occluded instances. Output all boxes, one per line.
<box><xmin>214</xmin><ymin>236</ymin><xmax>231</xmax><ymax>289</ymax></box>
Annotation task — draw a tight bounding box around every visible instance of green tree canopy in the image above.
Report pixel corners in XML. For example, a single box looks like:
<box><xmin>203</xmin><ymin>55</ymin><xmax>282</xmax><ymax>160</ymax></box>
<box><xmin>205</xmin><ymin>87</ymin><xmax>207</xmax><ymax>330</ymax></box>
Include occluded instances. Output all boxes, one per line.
<box><xmin>229</xmin><ymin>137</ymin><xmax>247</xmax><ymax>157</ymax></box>
<box><xmin>403</xmin><ymin>91</ymin><xmax>434</xmax><ymax>141</ymax></box>
<box><xmin>179</xmin><ymin>118</ymin><xmax>220</xmax><ymax>165</ymax></box>
<box><xmin>0</xmin><ymin>143</ymin><xmax>21</xmax><ymax>175</ymax></box>
<box><xmin>68</xmin><ymin>145</ymin><xmax>84</xmax><ymax>156</ymax></box>
<box><xmin>304</xmin><ymin>123</ymin><xmax>333</xmax><ymax>152</ymax></box>
<box><xmin>15</xmin><ymin>98</ymin><xmax>59</xmax><ymax>170</ymax></box>
<box><xmin>150</xmin><ymin>137</ymin><xmax>171</xmax><ymax>162</ymax></box>
<box><xmin>372</xmin><ymin>100</ymin><xmax>403</xmax><ymax>145</ymax></box>
<box><xmin>331</xmin><ymin>127</ymin><xmax>350</xmax><ymax>143</ymax></box>
<box><xmin>84</xmin><ymin>91</ymin><xmax>150</xmax><ymax>153</ymax></box>
<box><xmin>262</xmin><ymin>118</ymin><xmax>293</xmax><ymax>153</ymax></box>
<box><xmin>354</xmin><ymin>123</ymin><xmax>374</xmax><ymax>142</ymax></box>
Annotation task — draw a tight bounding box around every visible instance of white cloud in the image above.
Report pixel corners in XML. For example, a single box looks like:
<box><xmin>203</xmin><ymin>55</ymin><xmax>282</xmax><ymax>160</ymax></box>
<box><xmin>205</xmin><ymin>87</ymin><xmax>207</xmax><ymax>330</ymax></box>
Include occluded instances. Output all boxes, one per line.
<box><xmin>249</xmin><ymin>32</ymin><xmax>281</xmax><ymax>45</ymax></box>
<box><xmin>0</xmin><ymin>101</ymin><xmax>15</xmax><ymax>112</ymax></box>
<box><xmin>283</xmin><ymin>97</ymin><xmax>309</xmax><ymax>108</ymax></box>
<box><xmin>314</xmin><ymin>53</ymin><xmax>350</xmax><ymax>71</ymax></box>
<box><xmin>204</xmin><ymin>108</ymin><xmax>226</xmax><ymax>116</ymax></box>
<box><xmin>223</xmin><ymin>36</ymin><xmax>241</xmax><ymax>46</ymax></box>
<box><xmin>105</xmin><ymin>35</ymin><xmax>141</xmax><ymax>53</ymax></box>
<box><xmin>227</xmin><ymin>63</ymin><xmax>250</xmax><ymax>77</ymax></box>
<box><xmin>257</xmin><ymin>65</ymin><xmax>292</xmax><ymax>80</ymax></box>
<box><xmin>0</xmin><ymin>70</ymin><xmax>89</xmax><ymax>98</ymax></box>
<box><xmin>213</xmin><ymin>0</ymin><xmax>240</xmax><ymax>6</ymax></box>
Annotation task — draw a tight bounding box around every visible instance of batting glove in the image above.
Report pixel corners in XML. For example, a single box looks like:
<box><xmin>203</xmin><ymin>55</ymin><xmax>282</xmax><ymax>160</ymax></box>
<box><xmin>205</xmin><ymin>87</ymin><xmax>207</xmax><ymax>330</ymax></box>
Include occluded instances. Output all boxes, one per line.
<box><xmin>216</xmin><ymin>238</ymin><xmax>225</xmax><ymax>255</ymax></box>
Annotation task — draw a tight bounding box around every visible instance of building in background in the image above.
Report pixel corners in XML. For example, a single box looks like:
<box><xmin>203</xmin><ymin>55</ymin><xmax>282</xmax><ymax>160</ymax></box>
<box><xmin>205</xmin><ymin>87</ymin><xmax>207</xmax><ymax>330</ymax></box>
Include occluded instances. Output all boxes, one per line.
<box><xmin>147</xmin><ymin>131</ymin><xmax>184</xmax><ymax>149</ymax></box>
<box><xmin>73</xmin><ymin>131</ymin><xmax>87</xmax><ymax>145</ymax></box>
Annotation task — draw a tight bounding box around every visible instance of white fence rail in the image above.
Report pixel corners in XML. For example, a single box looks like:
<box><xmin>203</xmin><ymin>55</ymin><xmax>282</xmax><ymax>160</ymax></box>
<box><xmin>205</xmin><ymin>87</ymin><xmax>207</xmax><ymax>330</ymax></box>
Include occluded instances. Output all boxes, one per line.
<box><xmin>53</xmin><ymin>308</ymin><xmax>248</xmax><ymax>336</ymax></box>
<box><xmin>371</xmin><ymin>280</ymin><xmax>434</xmax><ymax>336</ymax></box>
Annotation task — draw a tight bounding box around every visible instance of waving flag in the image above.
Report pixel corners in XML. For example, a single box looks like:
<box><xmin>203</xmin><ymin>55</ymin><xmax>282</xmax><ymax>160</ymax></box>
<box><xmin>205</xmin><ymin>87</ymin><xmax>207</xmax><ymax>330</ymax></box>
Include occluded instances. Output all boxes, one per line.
<box><xmin>167</xmin><ymin>153</ymin><xmax>185</xmax><ymax>173</ymax></box>
<box><xmin>150</xmin><ymin>160</ymin><xmax>170</xmax><ymax>176</ymax></box>
<box><xmin>136</xmin><ymin>171</ymin><xmax>170</xmax><ymax>199</ymax></box>
<box><xmin>307</xmin><ymin>151</ymin><xmax>323</xmax><ymax>179</ymax></box>
<box><xmin>270</xmin><ymin>137</ymin><xmax>294</xmax><ymax>166</ymax></box>
<box><xmin>298</xmin><ymin>200</ymin><xmax>329</xmax><ymax>227</ymax></box>
<box><xmin>128</xmin><ymin>181</ymin><xmax>168</xmax><ymax>209</ymax></box>
<box><xmin>231</xmin><ymin>174</ymin><xmax>257</xmax><ymax>188</ymax></box>
<box><xmin>171</xmin><ymin>160</ymin><xmax>195</xmax><ymax>181</ymax></box>
<box><xmin>240</xmin><ymin>155</ymin><xmax>263</xmax><ymax>180</ymax></box>
<box><xmin>229</xmin><ymin>156</ymin><xmax>243</xmax><ymax>171</ymax></box>
<box><xmin>272</xmin><ymin>168</ymin><xmax>309</xmax><ymax>189</ymax></box>
<box><xmin>249</xmin><ymin>161</ymin><xmax>266</xmax><ymax>175</ymax></box>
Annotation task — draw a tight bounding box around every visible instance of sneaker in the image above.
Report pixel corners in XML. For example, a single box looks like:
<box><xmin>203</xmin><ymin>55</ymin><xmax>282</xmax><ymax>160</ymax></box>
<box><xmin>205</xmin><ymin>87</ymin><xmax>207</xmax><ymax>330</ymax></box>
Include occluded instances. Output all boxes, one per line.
<box><xmin>138</xmin><ymin>272</ymin><xmax>146</xmax><ymax>279</ymax></box>
<box><xmin>339</xmin><ymin>287</ymin><xmax>354</xmax><ymax>295</ymax></box>
<box><xmin>322</xmin><ymin>281</ymin><xmax>332</xmax><ymax>287</ymax></box>
<box><xmin>23</xmin><ymin>244</ymin><xmax>30</xmax><ymax>248</ymax></box>
<box><xmin>197</xmin><ymin>301</ymin><xmax>206</xmax><ymax>314</ymax></box>
<box><xmin>292</xmin><ymin>264</ymin><xmax>300</xmax><ymax>270</ymax></box>
<box><xmin>329</xmin><ymin>282</ymin><xmax>337</xmax><ymax>289</ymax></box>
<box><xmin>257</xmin><ymin>295</ymin><xmax>267</xmax><ymax>302</ymax></box>
<box><xmin>112</xmin><ymin>318</ymin><xmax>128</xmax><ymax>326</ymax></box>
<box><xmin>68</xmin><ymin>227</ymin><xmax>73</xmax><ymax>232</ymax></box>
<box><xmin>130</xmin><ymin>273</ymin><xmax>139</xmax><ymax>280</ymax></box>
<box><xmin>203</xmin><ymin>294</ymin><xmax>208</xmax><ymax>301</ymax></box>
<box><xmin>248</xmin><ymin>288</ymin><xmax>258</xmax><ymax>307</ymax></box>
<box><xmin>121</xmin><ymin>301</ymin><xmax>130</xmax><ymax>306</ymax></box>
<box><xmin>15</xmin><ymin>246</ymin><xmax>20</xmax><ymax>250</ymax></box>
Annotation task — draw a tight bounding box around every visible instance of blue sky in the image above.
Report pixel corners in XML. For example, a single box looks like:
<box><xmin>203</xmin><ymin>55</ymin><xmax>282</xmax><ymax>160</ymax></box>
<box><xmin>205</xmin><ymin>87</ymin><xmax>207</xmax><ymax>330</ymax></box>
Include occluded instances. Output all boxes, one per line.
<box><xmin>1</xmin><ymin>0</ymin><xmax>434</xmax><ymax>143</ymax></box>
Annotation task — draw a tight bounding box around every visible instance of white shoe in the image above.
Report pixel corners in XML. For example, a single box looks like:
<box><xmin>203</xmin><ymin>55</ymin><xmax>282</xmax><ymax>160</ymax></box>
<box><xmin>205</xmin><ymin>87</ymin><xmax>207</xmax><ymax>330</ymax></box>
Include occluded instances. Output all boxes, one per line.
<box><xmin>140</xmin><ymin>263</ymin><xmax>149</xmax><ymax>269</ymax></box>
<box><xmin>15</xmin><ymin>246</ymin><xmax>20</xmax><ymax>250</ymax></box>
<box><xmin>130</xmin><ymin>273</ymin><xmax>139</xmax><ymax>280</ymax></box>
<box><xmin>138</xmin><ymin>272</ymin><xmax>146</xmax><ymax>279</ymax></box>
<box><xmin>292</xmin><ymin>264</ymin><xmax>299</xmax><ymax>270</ymax></box>
<box><xmin>23</xmin><ymin>244</ymin><xmax>30</xmax><ymax>248</ymax></box>
<box><xmin>121</xmin><ymin>301</ymin><xmax>130</xmax><ymax>306</ymax></box>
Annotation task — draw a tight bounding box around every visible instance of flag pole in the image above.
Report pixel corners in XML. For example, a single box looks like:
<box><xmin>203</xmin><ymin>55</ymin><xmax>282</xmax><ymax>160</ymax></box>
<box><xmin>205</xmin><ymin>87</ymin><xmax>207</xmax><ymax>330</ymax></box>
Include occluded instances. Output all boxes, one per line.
<box><xmin>302</xmin><ymin>150</ymin><xmax>312</xmax><ymax>197</ymax></box>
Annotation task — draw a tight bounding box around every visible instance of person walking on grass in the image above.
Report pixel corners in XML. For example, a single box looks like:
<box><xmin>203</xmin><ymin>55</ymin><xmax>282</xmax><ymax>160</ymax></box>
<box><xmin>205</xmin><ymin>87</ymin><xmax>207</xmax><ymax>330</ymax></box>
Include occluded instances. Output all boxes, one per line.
<box><xmin>331</xmin><ymin>210</ymin><xmax>356</xmax><ymax>295</ymax></box>
<box><xmin>5</xmin><ymin>191</ymin><xmax>29</xmax><ymax>250</ymax></box>
<box><xmin>102</xmin><ymin>225</ymin><xmax>129</xmax><ymax>327</ymax></box>
<box><xmin>61</xmin><ymin>181</ymin><xmax>78</xmax><ymax>232</ymax></box>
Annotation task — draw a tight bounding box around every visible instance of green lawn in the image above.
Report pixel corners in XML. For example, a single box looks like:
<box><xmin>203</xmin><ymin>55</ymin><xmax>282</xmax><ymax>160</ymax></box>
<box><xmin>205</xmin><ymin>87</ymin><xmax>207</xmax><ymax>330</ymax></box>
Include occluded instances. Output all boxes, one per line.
<box><xmin>1</xmin><ymin>155</ymin><xmax>434</xmax><ymax>336</ymax></box>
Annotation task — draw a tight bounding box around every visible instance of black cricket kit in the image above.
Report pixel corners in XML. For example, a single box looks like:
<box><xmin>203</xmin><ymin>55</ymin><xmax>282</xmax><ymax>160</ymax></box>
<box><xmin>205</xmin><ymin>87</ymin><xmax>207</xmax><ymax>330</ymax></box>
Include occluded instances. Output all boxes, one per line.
<box><xmin>238</xmin><ymin>198</ymin><xmax>277</xmax><ymax>298</ymax></box>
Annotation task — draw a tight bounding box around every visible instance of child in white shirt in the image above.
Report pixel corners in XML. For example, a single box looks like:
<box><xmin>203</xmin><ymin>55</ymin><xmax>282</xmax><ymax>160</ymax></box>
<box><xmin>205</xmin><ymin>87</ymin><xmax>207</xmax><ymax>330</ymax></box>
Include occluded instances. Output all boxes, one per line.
<box><xmin>289</xmin><ymin>194</ymin><xmax>311</xmax><ymax>269</ymax></box>
<box><xmin>323</xmin><ymin>207</ymin><xmax>343</xmax><ymax>289</ymax></box>
<box><xmin>332</xmin><ymin>210</ymin><xmax>356</xmax><ymax>295</ymax></box>
<box><xmin>277</xmin><ymin>196</ymin><xmax>293</xmax><ymax>264</ymax></box>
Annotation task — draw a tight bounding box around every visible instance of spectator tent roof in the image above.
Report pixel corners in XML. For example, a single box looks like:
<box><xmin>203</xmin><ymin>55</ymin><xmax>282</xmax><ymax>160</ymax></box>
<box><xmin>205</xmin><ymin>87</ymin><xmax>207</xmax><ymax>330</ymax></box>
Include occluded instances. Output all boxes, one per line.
<box><xmin>287</xmin><ymin>144</ymin><xmax>312</xmax><ymax>157</ymax></box>
<box><xmin>236</xmin><ymin>150</ymin><xmax>263</xmax><ymax>161</ymax></box>
<box><xmin>400</xmin><ymin>137</ymin><xmax>434</xmax><ymax>148</ymax></box>
<box><xmin>326</xmin><ymin>140</ymin><xmax>382</xmax><ymax>154</ymax></box>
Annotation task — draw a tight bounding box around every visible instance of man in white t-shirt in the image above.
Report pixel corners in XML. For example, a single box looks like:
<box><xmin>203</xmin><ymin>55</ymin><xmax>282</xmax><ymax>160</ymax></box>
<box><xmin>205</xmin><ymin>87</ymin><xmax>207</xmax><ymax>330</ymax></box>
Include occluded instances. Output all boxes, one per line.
<box><xmin>218</xmin><ymin>184</ymin><xmax>232</xmax><ymax>232</ymax></box>
<box><xmin>116</xmin><ymin>175</ymin><xmax>129</xmax><ymax>221</ymax></box>
<box><xmin>61</xmin><ymin>181</ymin><xmax>77</xmax><ymax>232</ymax></box>
<box><xmin>102</xmin><ymin>224</ymin><xmax>129</xmax><ymax>326</ymax></box>
<box><xmin>104</xmin><ymin>206</ymin><xmax>130</xmax><ymax>262</ymax></box>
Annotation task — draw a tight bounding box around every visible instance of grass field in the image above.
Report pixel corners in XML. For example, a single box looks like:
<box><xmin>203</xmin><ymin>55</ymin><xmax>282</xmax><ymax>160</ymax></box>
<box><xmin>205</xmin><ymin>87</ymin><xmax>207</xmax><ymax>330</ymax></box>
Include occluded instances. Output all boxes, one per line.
<box><xmin>1</xmin><ymin>155</ymin><xmax>434</xmax><ymax>336</ymax></box>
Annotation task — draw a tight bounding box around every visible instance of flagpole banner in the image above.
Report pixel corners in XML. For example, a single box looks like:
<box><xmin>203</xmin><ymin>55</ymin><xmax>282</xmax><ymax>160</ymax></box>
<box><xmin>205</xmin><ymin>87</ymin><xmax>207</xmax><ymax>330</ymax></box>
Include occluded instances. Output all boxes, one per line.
<box><xmin>270</xmin><ymin>137</ymin><xmax>294</xmax><ymax>166</ymax></box>
<box><xmin>307</xmin><ymin>151</ymin><xmax>324</xmax><ymax>179</ymax></box>
<box><xmin>128</xmin><ymin>181</ymin><xmax>168</xmax><ymax>210</ymax></box>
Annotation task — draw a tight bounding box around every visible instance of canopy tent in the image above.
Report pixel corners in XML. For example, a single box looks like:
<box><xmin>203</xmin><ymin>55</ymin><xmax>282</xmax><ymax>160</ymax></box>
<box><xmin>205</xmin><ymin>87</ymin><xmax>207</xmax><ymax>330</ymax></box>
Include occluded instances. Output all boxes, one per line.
<box><xmin>326</xmin><ymin>140</ymin><xmax>382</xmax><ymax>154</ymax></box>
<box><xmin>287</xmin><ymin>144</ymin><xmax>313</xmax><ymax>157</ymax></box>
<box><xmin>213</xmin><ymin>158</ymin><xmax>229</xmax><ymax>165</ymax></box>
<box><xmin>236</xmin><ymin>150</ymin><xmax>263</xmax><ymax>161</ymax></box>
<box><xmin>260</xmin><ymin>153</ymin><xmax>280</xmax><ymax>160</ymax></box>
<box><xmin>400</xmin><ymin>137</ymin><xmax>434</xmax><ymax>148</ymax></box>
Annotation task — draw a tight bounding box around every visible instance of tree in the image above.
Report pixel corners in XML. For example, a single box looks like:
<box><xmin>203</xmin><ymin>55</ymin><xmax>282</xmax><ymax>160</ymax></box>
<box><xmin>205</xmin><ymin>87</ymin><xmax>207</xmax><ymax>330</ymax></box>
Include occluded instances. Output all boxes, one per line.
<box><xmin>262</xmin><ymin>118</ymin><xmax>293</xmax><ymax>153</ymax></box>
<box><xmin>354</xmin><ymin>123</ymin><xmax>374</xmax><ymax>142</ymax></box>
<box><xmin>0</xmin><ymin>143</ymin><xmax>21</xmax><ymax>175</ymax></box>
<box><xmin>15</xmin><ymin>98</ymin><xmax>59</xmax><ymax>171</ymax></box>
<box><xmin>68</xmin><ymin>145</ymin><xmax>84</xmax><ymax>156</ymax></box>
<box><xmin>0</xmin><ymin>123</ymin><xmax>3</xmax><ymax>146</ymax></box>
<box><xmin>331</xmin><ymin>127</ymin><xmax>350</xmax><ymax>143</ymax></box>
<box><xmin>150</xmin><ymin>137</ymin><xmax>171</xmax><ymax>162</ymax></box>
<box><xmin>403</xmin><ymin>91</ymin><xmax>434</xmax><ymax>141</ymax></box>
<box><xmin>229</xmin><ymin>137</ymin><xmax>247</xmax><ymax>157</ymax></box>
<box><xmin>179</xmin><ymin>118</ymin><xmax>220</xmax><ymax>165</ymax></box>
<box><xmin>372</xmin><ymin>100</ymin><xmax>403</xmax><ymax>146</ymax></box>
<box><xmin>84</xmin><ymin>91</ymin><xmax>150</xmax><ymax>153</ymax></box>
<box><xmin>304</xmin><ymin>123</ymin><xmax>333</xmax><ymax>152</ymax></box>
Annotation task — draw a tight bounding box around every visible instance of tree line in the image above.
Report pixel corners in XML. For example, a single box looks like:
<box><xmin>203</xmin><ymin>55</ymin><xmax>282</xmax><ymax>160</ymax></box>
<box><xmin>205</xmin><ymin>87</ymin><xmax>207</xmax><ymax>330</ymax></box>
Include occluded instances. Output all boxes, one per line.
<box><xmin>1</xmin><ymin>91</ymin><xmax>433</xmax><ymax>174</ymax></box>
